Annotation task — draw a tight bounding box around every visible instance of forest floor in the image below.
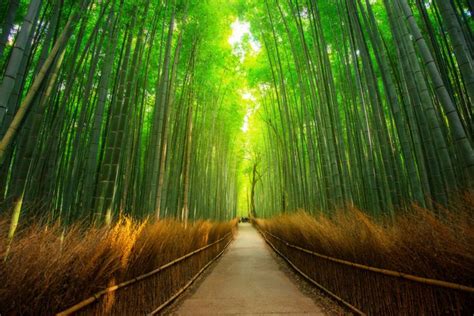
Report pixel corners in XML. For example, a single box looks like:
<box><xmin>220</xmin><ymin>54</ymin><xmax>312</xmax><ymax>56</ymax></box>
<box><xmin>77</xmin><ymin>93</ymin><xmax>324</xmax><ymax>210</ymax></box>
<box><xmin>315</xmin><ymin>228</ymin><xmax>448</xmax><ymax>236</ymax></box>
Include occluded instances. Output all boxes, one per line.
<box><xmin>166</xmin><ymin>223</ymin><xmax>346</xmax><ymax>315</ymax></box>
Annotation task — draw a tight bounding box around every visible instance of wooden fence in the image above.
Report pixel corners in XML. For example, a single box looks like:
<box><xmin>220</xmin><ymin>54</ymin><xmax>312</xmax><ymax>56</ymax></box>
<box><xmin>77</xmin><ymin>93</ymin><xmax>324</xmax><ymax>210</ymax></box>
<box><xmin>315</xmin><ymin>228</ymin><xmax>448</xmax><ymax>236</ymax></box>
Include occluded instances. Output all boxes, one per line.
<box><xmin>259</xmin><ymin>228</ymin><xmax>474</xmax><ymax>315</ymax></box>
<box><xmin>57</xmin><ymin>233</ymin><xmax>233</xmax><ymax>315</ymax></box>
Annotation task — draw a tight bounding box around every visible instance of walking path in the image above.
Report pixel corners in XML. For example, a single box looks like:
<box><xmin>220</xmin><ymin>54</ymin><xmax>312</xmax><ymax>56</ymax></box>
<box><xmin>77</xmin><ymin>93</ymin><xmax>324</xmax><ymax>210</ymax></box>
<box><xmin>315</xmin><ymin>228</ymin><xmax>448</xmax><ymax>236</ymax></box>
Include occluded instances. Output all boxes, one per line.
<box><xmin>173</xmin><ymin>223</ymin><xmax>326</xmax><ymax>315</ymax></box>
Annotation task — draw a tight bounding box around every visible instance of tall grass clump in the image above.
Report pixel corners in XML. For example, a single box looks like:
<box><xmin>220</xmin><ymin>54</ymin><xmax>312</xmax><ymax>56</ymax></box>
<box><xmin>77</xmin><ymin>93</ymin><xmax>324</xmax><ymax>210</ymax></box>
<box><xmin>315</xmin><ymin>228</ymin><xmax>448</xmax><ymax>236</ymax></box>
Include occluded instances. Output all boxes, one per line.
<box><xmin>0</xmin><ymin>217</ymin><xmax>236</xmax><ymax>315</ymax></box>
<box><xmin>255</xmin><ymin>191</ymin><xmax>474</xmax><ymax>315</ymax></box>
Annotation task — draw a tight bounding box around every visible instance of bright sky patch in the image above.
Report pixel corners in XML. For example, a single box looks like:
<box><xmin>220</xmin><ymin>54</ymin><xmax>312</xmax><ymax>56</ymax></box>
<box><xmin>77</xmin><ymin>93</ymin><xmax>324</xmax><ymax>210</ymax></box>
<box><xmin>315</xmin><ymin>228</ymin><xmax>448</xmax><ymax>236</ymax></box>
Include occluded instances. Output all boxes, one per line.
<box><xmin>228</xmin><ymin>19</ymin><xmax>261</xmax><ymax>61</ymax></box>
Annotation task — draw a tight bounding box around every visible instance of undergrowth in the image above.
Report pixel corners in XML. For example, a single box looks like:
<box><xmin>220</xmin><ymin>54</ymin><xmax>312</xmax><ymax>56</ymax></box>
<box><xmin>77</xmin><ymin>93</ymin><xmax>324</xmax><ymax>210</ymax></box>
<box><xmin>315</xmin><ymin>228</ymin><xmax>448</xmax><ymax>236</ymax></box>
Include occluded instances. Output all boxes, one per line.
<box><xmin>255</xmin><ymin>191</ymin><xmax>474</xmax><ymax>285</ymax></box>
<box><xmin>254</xmin><ymin>191</ymin><xmax>474</xmax><ymax>314</ymax></box>
<box><xmin>0</xmin><ymin>217</ymin><xmax>237</xmax><ymax>314</ymax></box>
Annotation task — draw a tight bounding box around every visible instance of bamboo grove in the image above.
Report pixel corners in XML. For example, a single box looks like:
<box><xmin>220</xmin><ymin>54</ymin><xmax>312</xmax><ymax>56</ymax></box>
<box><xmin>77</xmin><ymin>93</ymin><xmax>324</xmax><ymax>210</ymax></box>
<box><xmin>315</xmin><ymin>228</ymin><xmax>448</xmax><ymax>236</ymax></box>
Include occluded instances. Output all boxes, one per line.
<box><xmin>0</xmin><ymin>0</ymin><xmax>473</xmax><ymax>231</ymax></box>
<box><xmin>241</xmin><ymin>0</ymin><xmax>474</xmax><ymax>217</ymax></box>
<box><xmin>0</xmin><ymin>0</ymin><xmax>246</xmax><ymax>235</ymax></box>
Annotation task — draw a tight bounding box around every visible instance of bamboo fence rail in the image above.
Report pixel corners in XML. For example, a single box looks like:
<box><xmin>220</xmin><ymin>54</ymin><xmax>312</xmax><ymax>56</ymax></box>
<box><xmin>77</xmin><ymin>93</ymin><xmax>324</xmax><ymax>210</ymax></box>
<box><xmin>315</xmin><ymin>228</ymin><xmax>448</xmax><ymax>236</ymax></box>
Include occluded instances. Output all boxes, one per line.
<box><xmin>57</xmin><ymin>232</ymin><xmax>233</xmax><ymax>315</ymax></box>
<box><xmin>257</xmin><ymin>227</ymin><xmax>474</xmax><ymax>315</ymax></box>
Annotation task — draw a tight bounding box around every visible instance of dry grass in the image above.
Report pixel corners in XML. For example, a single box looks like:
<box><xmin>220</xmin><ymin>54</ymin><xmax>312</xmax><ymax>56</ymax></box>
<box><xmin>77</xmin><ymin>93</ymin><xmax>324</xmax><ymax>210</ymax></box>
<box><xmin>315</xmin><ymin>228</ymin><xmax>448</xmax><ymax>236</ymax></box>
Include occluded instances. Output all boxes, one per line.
<box><xmin>0</xmin><ymin>217</ymin><xmax>237</xmax><ymax>315</ymax></box>
<box><xmin>255</xmin><ymin>191</ymin><xmax>474</xmax><ymax>315</ymax></box>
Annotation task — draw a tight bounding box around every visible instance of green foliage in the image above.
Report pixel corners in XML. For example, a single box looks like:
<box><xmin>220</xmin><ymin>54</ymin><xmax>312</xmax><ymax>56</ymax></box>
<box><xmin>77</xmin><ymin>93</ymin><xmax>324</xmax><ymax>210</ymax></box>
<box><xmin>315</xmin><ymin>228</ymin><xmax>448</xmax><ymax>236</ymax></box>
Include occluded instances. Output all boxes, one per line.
<box><xmin>0</xmin><ymin>0</ymin><xmax>472</xmax><ymax>227</ymax></box>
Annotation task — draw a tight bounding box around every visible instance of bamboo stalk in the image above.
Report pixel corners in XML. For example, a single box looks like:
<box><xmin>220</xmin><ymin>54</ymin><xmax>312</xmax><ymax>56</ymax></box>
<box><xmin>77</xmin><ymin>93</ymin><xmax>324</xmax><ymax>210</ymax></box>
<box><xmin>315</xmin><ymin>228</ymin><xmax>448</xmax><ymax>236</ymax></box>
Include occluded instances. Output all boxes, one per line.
<box><xmin>0</xmin><ymin>6</ymin><xmax>81</xmax><ymax>164</ymax></box>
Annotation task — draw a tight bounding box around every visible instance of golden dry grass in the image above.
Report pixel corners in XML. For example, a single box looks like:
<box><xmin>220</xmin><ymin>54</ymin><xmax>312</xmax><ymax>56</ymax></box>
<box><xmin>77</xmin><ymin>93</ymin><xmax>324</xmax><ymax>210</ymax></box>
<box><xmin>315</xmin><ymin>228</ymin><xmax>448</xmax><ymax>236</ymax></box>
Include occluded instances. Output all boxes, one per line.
<box><xmin>254</xmin><ymin>191</ymin><xmax>474</xmax><ymax>314</ymax></box>
<box><xmin>256</xmin><ymin>194</ymin><xmax>474</xmax><ymax>283</ymax></box>
<box><xmin>0</xmin><ymin>217</ymin><xmax>236</xmax><ymax>315</ymax></box>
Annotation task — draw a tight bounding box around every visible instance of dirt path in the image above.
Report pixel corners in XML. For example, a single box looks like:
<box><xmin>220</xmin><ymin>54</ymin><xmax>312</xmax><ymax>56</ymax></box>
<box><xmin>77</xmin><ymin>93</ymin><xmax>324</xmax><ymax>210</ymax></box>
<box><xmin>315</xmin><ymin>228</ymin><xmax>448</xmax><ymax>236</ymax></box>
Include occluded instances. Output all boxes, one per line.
<box><xmin>171</xmin><ymin>223</ymin><xmax>327</xmax><ymax>315</ymax></box>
